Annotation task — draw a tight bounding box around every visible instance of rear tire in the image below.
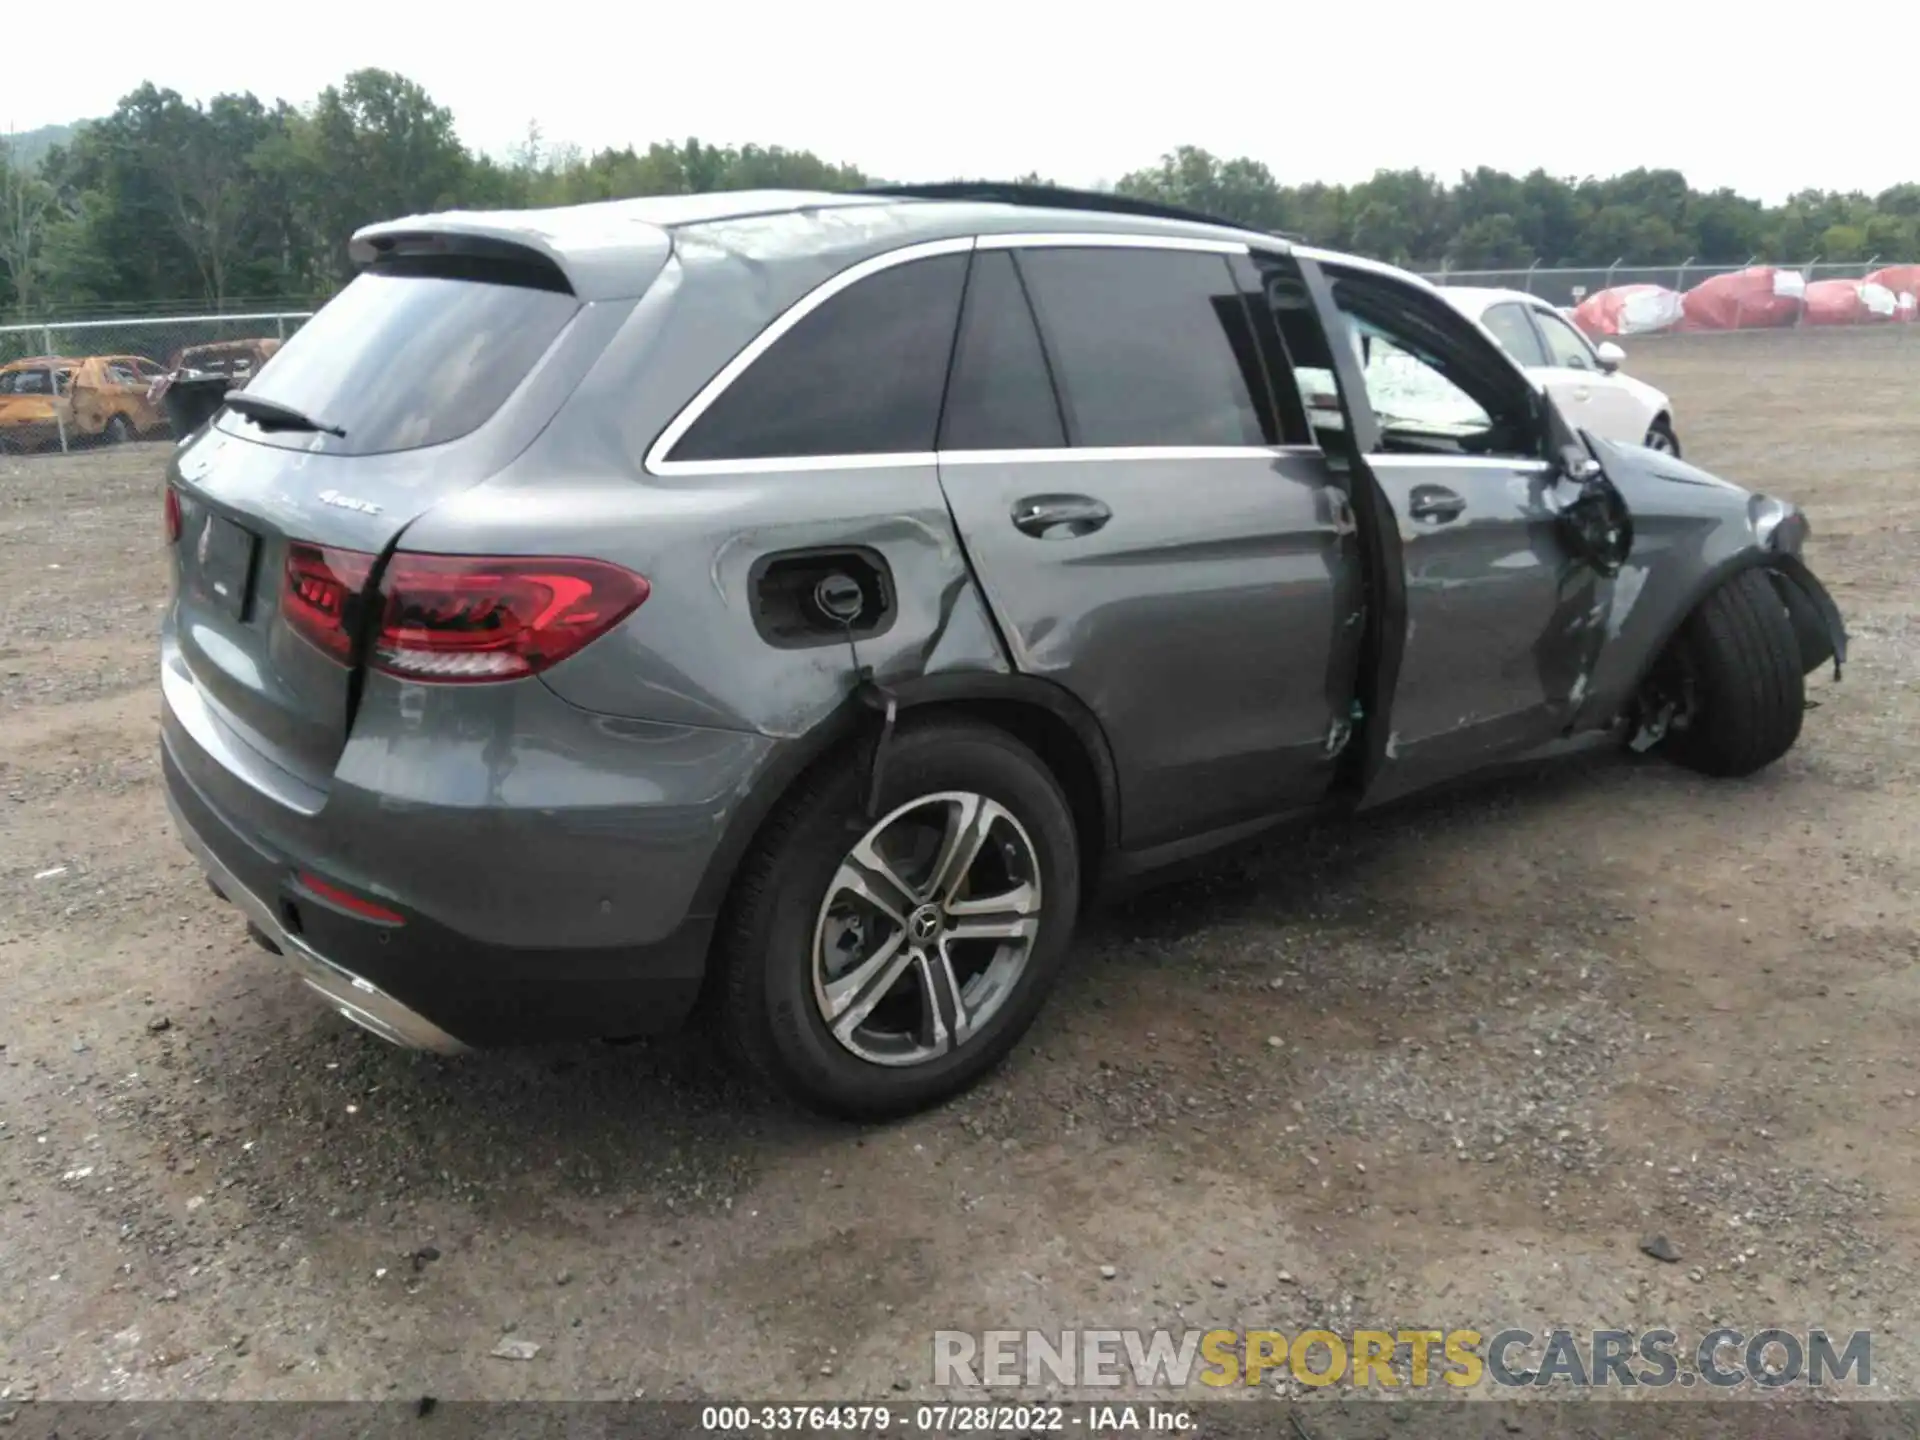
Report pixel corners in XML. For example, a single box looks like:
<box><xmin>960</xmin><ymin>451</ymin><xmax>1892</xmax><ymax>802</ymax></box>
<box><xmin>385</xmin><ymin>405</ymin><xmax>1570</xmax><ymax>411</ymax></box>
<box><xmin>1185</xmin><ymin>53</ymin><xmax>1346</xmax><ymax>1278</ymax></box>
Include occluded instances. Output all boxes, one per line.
<box><xmin>1644</xmin><ymin>418</ymin><xmax>1680</xmax><ymax>457</ymax></box>
<box><xmin>103</xmin><ymin>414</ymin><xmax>134</xmax><ymax>444</ymax></box>
<box><xmin>714</xmin><ymin>718</ymin><xmax>1081</xmax><ymax>1120</ymax></box>
<box><xmin>1659</xmin><ymin>568</ymin><xmax>1804</xmax><ymax>777</ymax></box>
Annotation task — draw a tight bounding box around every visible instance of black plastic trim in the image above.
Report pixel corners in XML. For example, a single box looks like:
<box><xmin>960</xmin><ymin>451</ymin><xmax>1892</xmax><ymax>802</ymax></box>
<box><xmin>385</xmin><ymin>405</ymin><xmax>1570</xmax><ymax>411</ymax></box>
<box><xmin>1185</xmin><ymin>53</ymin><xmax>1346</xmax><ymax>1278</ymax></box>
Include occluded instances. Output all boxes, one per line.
<box><xmin>859</xmin><ymin>182</ymin><xmax>1302</xmax><ymax>243</ymax></box>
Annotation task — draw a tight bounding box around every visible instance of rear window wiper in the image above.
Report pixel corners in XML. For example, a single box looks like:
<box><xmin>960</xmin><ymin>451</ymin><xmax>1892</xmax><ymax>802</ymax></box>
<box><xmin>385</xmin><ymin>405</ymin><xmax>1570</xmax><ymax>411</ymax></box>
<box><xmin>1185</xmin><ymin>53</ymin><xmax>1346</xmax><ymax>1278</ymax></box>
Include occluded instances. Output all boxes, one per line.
<box><xmin>224</xmin><ymin>392</ymin><xmax>347</xmax><ymax>438</ymax></box>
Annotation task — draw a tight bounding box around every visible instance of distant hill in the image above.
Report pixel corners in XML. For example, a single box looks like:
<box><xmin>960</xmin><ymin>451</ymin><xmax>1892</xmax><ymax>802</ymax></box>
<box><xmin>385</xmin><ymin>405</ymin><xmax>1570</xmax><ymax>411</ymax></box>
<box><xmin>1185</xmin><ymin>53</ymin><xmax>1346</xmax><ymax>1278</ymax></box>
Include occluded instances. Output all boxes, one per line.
<box><xmin>4</xmin><ymin>122</ymin><xmax>83</xmax><ymax>169</ymax></box>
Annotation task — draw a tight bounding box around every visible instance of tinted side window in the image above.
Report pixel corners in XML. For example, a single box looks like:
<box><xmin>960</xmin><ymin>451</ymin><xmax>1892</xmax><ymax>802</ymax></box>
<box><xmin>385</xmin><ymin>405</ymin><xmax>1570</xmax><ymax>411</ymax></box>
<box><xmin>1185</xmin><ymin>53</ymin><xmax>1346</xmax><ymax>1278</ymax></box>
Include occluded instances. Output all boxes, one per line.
<box><xmin>939</xmin><ymin>250</ymin><xmax>1066</xmax><ymax>451</ymax></box>
<box><xmin>674</xmin><ymin>252</ymin><xmax>969</xmax><ymax>462</ymax></box>
<box><xmin>1238</xmin><ymin>262</ymin><xmax>1313</xmax><ymax>446</ymax></box>
<box><xmin>1534</xmin><ymin>310</ymin><xmax>1596</xmax><ymax>371</ymax></box>
<box><xmin>1329</xmin><ymin>270</ymin><xmax>1542</xmax><ymax>459</ymax></box>
<box><xmin>1016</xmin><ymin>248</ymin><xmax>1271</xmax><ymax>448</ymax></box>
<box><xmin>1479</xmin><ymin>303</ymin><xmax>1549</xmax><ymax>367</ymax></box>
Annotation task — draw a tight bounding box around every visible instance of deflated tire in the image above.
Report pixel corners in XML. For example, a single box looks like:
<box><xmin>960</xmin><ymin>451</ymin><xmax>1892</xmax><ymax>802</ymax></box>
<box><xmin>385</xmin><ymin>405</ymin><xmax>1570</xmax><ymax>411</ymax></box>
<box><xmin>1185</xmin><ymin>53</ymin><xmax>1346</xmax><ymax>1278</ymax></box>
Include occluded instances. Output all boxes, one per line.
<box><xmin>1659</xmin><ymin>568</ymin><xmax>1807</xmax><ymax>778</ymax></box>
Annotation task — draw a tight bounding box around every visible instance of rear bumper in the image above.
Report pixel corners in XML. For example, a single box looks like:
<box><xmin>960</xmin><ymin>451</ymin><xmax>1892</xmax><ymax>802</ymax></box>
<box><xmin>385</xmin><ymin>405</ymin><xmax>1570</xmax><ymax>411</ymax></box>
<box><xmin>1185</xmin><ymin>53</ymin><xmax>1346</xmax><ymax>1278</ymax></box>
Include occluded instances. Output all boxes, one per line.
<box><xmin>158</xmin><ymin>658</ymin><xmax>776</xmax><ymax>1047</ymax></box>
<box><xmin>167</xmin><ymin>786</ymin><xmax>467</xmax><ymax>1053</ymax></box>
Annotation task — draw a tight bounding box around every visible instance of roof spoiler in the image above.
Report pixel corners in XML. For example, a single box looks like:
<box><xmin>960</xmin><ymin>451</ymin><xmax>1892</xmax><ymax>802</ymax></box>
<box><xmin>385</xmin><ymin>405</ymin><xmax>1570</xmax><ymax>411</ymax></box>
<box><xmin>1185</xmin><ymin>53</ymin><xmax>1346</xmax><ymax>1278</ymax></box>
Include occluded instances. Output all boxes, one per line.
<box><xmin>857</xmin><ymin>182</ymin><xmax>1304</xmax><ymax>244</ymax></box>
<box><xmin>349</xmin><ymin>207</ymin><xmax>674</xmax><ymax>303</ymax></box>
<box><xmin>348</xmin><ymin>227</ymin><xmax>575</xmax><ymax>293</ymax></box>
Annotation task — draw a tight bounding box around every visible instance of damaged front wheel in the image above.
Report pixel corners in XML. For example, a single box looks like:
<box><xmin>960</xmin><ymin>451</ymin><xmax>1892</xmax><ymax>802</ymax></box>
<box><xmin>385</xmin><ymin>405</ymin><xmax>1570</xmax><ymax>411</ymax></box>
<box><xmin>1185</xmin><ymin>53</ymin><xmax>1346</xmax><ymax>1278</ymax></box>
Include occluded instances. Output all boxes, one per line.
<box><xmin>1645</xmin><ymin>568</ymin><xmax>1805</xmax><ymax>778</ymax></box>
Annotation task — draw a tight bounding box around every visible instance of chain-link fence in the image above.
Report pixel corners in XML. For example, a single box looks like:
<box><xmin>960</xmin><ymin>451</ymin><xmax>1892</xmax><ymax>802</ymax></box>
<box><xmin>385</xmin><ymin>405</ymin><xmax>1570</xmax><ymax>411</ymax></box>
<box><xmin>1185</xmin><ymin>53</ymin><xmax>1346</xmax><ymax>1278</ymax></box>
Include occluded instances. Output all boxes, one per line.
<box><xmin>0</xmin><ymin>311</ymin><xmax>313</xmax><ymax>455</ymax></box>
<box><xmin>1413</xmin><ymin>259</ymin><xmax>1906</xmax><ymax>308</ymax></box>
<box><xmin>3</xmin><ymin>258</ymin><xmax>1914</xmax><ymax>458</ymax></box>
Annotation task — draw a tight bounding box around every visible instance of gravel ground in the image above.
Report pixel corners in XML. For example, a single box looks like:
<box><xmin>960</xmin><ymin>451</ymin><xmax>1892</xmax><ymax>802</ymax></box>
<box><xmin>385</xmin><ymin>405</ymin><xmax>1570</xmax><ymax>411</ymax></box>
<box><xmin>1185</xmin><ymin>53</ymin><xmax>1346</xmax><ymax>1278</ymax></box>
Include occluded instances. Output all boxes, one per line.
<box><xmin>2</xmin><ymin>327</ymin><xmax>1918</xmax><ymax>1405</ymax></box>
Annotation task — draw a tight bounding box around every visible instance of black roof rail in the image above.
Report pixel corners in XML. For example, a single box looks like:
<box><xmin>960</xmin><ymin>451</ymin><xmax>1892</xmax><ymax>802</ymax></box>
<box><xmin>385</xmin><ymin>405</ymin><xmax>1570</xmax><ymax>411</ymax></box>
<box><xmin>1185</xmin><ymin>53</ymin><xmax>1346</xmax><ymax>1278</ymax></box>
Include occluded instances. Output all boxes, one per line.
<box><xmin>857</xmin><ymin>182</ymin><xmax>1304</xmax><ymax>243</ymax></box>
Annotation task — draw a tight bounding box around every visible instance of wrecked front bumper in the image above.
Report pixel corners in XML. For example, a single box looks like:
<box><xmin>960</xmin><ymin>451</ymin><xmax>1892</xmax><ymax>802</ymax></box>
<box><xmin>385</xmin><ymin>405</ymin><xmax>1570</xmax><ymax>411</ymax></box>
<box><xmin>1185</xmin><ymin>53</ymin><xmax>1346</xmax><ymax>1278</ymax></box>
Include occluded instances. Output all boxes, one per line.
<box><xmin>1752</xmin><ymin>501</ymin><xmax>1847</xmax><ymax>679</ymax></box>
<box><xmin>1768</xmin><ymin>554</ymin><xmax>1847</xmax><ymax>679</ymax></box>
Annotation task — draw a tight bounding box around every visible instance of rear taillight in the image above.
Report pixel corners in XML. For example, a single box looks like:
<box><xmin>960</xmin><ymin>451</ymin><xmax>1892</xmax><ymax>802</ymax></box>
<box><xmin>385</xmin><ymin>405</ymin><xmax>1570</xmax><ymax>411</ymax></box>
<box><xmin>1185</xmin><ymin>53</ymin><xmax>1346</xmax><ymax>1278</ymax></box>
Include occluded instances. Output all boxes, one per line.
<box><xmin>373</xmin><ymin>554</ymin><xmax>649</xmax><ymax>682</ymax></box>
<box><xmin>164</xmin><ymin>486</ymin><xmax>182</xmax><ymax>544</ymax></box>
<box><xmin>277</xmin><ymin>546</ymin><xmax>648</xmax><ymax>681</ymax></box>
<box><xmin>283</xmin><ymin>543</ymin><xmax>375</xmax><ymax>662</ymax></box>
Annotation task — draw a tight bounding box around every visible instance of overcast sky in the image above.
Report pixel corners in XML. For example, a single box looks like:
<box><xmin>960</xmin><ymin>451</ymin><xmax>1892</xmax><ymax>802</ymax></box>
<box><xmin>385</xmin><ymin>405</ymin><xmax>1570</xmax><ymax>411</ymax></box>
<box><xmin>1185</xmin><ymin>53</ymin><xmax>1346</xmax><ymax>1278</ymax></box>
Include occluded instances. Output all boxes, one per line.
<box><xmin>5</xmin><ymin>0</ymin><xmax>1909</xmax><ymax>203</ymax></box>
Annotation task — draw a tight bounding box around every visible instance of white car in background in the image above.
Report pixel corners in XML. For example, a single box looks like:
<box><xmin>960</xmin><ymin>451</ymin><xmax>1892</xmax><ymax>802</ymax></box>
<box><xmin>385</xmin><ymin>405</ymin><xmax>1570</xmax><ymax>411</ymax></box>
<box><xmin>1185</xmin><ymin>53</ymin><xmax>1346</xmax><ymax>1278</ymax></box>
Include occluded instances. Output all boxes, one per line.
<box><xmin>1441</xmin><ymin>286</ymin><xmax>1681</xmax><ymax>456</ymax></box>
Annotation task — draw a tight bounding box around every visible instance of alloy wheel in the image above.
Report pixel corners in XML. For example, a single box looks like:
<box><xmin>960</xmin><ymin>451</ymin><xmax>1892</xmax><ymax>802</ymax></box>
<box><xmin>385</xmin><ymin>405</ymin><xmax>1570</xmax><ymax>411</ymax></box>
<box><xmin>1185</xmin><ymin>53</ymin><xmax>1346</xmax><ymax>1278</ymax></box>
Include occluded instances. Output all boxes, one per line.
<box><xmin>811</xmin><ymin>791</ymin><xmax>1042</xmax><ymax>1068</ymax></box>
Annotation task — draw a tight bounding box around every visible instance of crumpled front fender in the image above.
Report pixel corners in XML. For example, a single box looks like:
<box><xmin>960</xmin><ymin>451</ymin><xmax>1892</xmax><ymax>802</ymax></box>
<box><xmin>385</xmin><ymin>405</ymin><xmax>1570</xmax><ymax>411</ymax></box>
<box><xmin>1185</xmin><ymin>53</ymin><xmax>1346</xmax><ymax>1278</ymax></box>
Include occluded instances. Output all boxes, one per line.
<box><xmin>1765</xmin><ymin>552</ymin><xmax>1847</xmax><ymax>679</ymax></box>
<box><xmin>1566</xmin><ymin>438</ymin><xmax>1849</xmax><ymax>731</ymax></box>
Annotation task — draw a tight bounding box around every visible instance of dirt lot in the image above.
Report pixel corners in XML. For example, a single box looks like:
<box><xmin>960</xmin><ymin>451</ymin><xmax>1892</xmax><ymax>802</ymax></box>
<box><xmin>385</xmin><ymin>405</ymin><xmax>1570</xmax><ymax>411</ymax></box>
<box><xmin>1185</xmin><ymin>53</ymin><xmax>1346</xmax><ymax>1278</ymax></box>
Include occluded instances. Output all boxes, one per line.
<box><xmin>3</xmin><ymin>327</ymin><xmax>1918</xmax><ymax>1405</ymax></box>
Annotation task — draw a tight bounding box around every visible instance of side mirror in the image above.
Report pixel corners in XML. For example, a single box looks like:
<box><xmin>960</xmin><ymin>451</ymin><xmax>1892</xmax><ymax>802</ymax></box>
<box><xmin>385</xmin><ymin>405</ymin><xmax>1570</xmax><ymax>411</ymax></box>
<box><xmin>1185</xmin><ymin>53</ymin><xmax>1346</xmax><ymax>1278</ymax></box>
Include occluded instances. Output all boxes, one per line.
<box><xmin>1594</xmin><ymin>340</ymin><xmax>1625</xmax><ymax>373</ymax></box>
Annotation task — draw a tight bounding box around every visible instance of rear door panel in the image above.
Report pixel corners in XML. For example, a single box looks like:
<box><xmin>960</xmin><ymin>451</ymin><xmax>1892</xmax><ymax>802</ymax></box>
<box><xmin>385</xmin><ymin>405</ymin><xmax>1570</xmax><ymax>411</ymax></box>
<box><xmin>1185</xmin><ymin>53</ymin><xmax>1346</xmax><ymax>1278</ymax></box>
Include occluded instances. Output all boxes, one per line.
<box><xmin>937</xmin><ymin>241</ymin><xmax>1358</xmax><ymax>849</ymax></box>
<box><xmin>942</xmin><ymin>450</ymin><xmax>1359</xmax><ymax>845</ymax></box>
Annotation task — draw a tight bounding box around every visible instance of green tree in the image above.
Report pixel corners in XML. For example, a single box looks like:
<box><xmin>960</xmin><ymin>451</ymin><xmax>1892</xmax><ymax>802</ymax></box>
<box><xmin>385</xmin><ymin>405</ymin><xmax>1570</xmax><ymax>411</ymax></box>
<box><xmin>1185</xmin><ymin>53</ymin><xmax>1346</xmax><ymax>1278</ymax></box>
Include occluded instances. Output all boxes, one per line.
<box><xmin>0</xmin><ymin>134</ymin><xmax>61</xmax><ymax>315</ymax></box>
<box><xmin>1519</xmin><ymin>169</ymin><xmax>1587</xmax><ymax>263</ymax></box>
<box><xmin>1684</xmin><ymin>188</ymin><xmax>1766</xmax><ymax>263</ymax></box>
<box><xmin>15</xmin><ymin>66</ymin><xmax>1920</xmax><ymax>315</ymax></box>
<box><xmin>294</xmin><ymin>69</ymin><xmax>473</xmax><ymax>281</ymax></box>
<box><xmin>1344</xmin><ymin>170</ymin><xmax>1452</xmax><ymax>263</ymax></box>
<box><xmin>1116</xmin><ymin>147</ymin><xmax>1294</xmax><ymax>232</ymax></box>
<box><xmin>141</xmin><ymin>90</ymin><xmax>286</xmax><ymax>306</ymax></box>
<box><xmin>1447</xmin><ymin>213</ymin><xmax>1532</xmax><ymax>268</ymax></box>
<box><xmin>36</xmin><ymin>89</ymin><xmax>205</xmax><ymax>307</ymax></box>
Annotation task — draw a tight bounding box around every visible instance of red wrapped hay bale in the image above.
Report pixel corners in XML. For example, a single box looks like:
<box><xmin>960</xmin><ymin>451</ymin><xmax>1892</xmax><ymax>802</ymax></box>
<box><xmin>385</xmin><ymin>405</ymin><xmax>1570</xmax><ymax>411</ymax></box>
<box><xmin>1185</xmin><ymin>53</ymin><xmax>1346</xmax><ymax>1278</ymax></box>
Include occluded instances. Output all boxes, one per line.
<box><xmin>1572</xmin><ymin>285</ymin><xmax>1686</xmax><ymax>337</ymax></box>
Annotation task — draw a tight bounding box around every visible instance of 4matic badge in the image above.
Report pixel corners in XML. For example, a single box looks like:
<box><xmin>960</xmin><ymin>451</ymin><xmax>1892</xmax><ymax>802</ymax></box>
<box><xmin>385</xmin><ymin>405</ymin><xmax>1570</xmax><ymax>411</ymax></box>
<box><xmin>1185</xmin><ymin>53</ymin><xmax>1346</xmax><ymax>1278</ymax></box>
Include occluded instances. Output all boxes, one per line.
<box><xmin>318</xmin><ymin>489</ymin><xmax>383</xmax><ymax>516</ymax></box>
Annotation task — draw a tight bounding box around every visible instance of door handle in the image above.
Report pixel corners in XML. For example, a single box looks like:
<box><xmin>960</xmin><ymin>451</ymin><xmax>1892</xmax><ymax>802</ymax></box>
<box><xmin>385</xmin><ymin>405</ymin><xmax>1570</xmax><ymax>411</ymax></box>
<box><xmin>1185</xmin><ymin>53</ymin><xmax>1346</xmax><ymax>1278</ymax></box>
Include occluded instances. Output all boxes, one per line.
<box><xmin>1572</xmin><ymin>386</ymin><xmax>1591</xmax><ymax>403</ymax></box>
<box><xmin>1011</xmin><ymin>494</ymin><xmax>1111</xmax><ymax>539</ymax></box>
<box><xmin>1408</xmin><ymin>485</ymin><xmax>1467</xmax><ymax>524</ymax></box>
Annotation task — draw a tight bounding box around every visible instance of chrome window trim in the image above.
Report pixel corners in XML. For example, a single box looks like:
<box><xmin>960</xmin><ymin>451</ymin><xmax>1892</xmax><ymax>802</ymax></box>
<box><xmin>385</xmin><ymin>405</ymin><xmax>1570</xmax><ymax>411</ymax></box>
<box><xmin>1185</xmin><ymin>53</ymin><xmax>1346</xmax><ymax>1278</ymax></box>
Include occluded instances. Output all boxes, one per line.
<box><xmin>1369</xmin><ymin>453</ymin><xmax>1554</xmax><ymax>473</ymax></box>
<box><xmin>644</xmin><ymin>235</ymin><xmax>976</xmax><ymax>476</ymax></box>
<box><xmin>940</xmin><ymin>444</ymin><xmax>1322</xmax><ymax>466</ymax></box>
<box><xmin>646</xmin><ymin>230</ymin><xmax>1255</xmax><ymax>476</ymax></box>
<box><xmin>652</xmin><ymin>446</ymin><xmax>1331</xmax><ymax>477</ymax></box>
<box><xmin>647</xmin><ymin>451</ymin><xmax>939</xmax><ymax>478</ymax></box>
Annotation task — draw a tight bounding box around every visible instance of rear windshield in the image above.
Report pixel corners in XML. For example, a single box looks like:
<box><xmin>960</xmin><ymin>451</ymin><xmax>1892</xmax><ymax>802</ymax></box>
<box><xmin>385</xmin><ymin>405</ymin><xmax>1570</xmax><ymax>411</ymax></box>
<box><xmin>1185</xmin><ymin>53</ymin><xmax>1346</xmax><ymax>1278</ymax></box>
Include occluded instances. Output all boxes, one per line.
<box><xmin>222</xmin><ymin>269</ymin><xmax>579</xmax><ymax>455</ymax></box>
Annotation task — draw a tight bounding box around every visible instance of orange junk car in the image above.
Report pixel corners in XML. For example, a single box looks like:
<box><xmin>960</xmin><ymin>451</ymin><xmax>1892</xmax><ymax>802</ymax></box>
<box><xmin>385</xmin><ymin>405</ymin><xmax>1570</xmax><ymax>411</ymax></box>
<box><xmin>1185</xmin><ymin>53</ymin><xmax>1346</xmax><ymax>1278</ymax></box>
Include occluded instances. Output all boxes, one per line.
<box><xmin>67</xmin><ymin>354</ymin><xmax>170</xmax><ymax>442</ymax></box>
<box><xmin>0</xmin><ymin>356</ymin><xmax>79</xmax><ymax>453</ymax></box>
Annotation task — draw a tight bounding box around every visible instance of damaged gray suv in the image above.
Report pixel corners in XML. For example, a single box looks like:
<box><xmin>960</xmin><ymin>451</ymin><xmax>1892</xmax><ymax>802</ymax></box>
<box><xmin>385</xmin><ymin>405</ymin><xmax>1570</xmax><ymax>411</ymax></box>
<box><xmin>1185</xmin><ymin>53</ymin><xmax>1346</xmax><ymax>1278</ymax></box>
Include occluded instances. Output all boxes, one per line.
<box><xmin>160</xmin><ymin>184</ymin><xmax>1847</xmax><ymax>1117</ymax></box>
